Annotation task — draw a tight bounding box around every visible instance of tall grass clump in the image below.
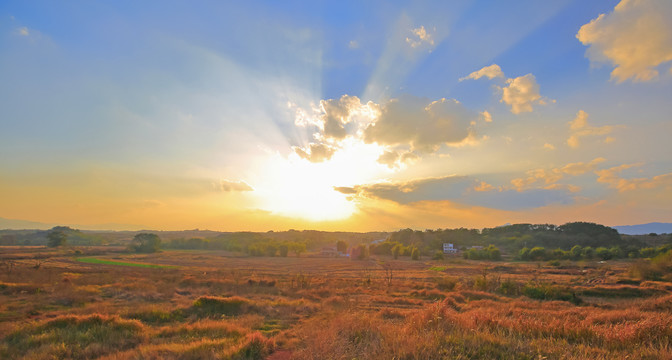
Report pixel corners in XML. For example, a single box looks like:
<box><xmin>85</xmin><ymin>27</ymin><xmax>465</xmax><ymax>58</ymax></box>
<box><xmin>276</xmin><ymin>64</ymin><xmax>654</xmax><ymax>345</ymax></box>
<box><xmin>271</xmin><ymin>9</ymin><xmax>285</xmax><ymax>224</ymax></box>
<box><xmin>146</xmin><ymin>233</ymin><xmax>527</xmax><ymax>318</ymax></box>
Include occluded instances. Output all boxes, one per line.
<box><xmin>1</xmin><ymin>315</ymin><xmax>144</xmax><ymax>359</ymax></box>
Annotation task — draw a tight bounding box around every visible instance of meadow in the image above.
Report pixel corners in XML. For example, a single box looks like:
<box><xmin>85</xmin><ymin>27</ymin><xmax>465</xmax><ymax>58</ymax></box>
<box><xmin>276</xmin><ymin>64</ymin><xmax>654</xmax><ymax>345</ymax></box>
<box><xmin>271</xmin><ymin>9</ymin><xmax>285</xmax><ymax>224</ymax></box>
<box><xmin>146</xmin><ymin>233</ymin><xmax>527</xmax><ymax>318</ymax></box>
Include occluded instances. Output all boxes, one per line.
<box><xmin>1</xmin><ymin>246</ymin><xmax>672</xmax><ymax>359</ymax></box>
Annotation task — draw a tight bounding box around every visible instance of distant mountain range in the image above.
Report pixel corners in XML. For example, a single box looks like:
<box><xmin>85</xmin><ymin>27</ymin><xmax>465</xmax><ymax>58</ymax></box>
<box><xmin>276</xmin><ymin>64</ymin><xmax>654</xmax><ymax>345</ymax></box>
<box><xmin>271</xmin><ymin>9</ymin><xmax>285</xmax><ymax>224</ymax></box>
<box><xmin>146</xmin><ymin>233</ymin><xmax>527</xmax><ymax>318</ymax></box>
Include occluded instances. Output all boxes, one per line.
<box><xmin>612</xmin><ymin>222</ymin><xmax>672</xmax><ymax>235</ymax></box>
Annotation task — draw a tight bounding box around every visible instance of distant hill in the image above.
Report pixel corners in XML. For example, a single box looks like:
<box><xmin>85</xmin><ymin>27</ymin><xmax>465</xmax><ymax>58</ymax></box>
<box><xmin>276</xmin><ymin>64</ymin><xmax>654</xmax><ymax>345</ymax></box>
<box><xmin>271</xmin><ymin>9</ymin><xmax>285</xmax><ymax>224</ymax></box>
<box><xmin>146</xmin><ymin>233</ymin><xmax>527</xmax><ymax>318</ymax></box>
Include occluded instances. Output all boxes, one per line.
<box><xmin>613</xmin><ymin>222</ymin><xmax>672</xmax><ymax>235</ymax></box>
<box><xmin>0</xmin><ymin>217</ymin><xmax>54</xmax><ymax>230</ymax></box>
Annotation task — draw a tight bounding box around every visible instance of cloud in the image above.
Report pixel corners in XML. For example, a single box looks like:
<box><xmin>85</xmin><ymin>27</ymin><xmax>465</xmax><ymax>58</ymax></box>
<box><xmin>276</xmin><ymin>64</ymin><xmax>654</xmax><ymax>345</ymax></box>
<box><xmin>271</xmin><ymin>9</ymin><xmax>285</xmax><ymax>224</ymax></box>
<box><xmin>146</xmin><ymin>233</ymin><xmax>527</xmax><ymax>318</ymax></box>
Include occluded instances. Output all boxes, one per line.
<box><xmin>291</xmin><ymin>94</ymin><xmax>483</xmax><ymax>166</ymax></box>
<box><xmin>219</xmin><ymin>179</ymin><xmax>253</xmax><ymax>192</ymax></box>
<box><xmin>543</xmin><ymin>183</ymin><xmax>581</xmax><ymax>193</ymax></box>
<box><xmin>459</xmin><ymin>64</ymin><xmax>504</xmax><ymax>81</ymax></box>
<box><xmin>567</xmin><ymin>110</ymin><xmax>616</xmax><ymax>148</ymax></box>
<box><xmin>293</xmin><ymin>94</ymin><xmax>378</xmax><ymax>140</ymax></box>
<box><xmin>510</xmin><ymin>157</ymin><xmax>606</xmax><ymax>191</ymax></box>
<box><xmin>337</xmin><ymin>175</ymin><xmax>575</xmax><ymax>210</ymax></box>
<box><xmin>500</xmin><ymin>74</ymin><xmax>550</xmax><ymax>114</ymax></box>
<box><xmin>335</xmin><ymin>175</ymin><xmax>473</xmax><ymax>204</ymax></box>
<box><xmin>576</xmin><ymin>0</ymin><xmax>672</xmax><ymax>82</ymax></box>
<box><xmin>473</xmin><ymin>181</ymin><xmax>495</xmax><ymax>192</ymax></box>
<box><xmin>376</xmin><ymin>150</ymin><xmax>419</xmax><ymax>169</ymax></box>
<box><xmin>461</xmin><ymin>64</ymin><xmax>552</xmax><ymax>114</ymax></box>
<box><xmin>543</xmin><ymin>143</ymin><xmax>555</xmax><ymax>150</ymax></box>
<box><xmin>348</xmin><ymin>40</ymin><xmax>359</xmax><ymax>49</ymax></box>
<box><xmin>363</xmin><ymin>95</ymin><xmax>477</xmax><ymax>153</ymax></box>
<box><xmin>319</xmin><ymin>95</ymin><xmax>364</xmax><ymax>140</ymax></box>
<box><xmin>406</xmin><ymin>26</ymin><xmax>435</xmax><ymax>49</ymax></box>
<box><xmin>293</xmin><ymin>143</ymin><xmax>337</xmax><ymax>163</ymax></box>
<box><xmin>595</xmin><ymin>163</ymin><xmax>672</xmax><ymax>192</ymax></box>
<box><xmin>17</xmin><ymin>27</ymin><xmax>29</xmax><ymax>36</ymax></box>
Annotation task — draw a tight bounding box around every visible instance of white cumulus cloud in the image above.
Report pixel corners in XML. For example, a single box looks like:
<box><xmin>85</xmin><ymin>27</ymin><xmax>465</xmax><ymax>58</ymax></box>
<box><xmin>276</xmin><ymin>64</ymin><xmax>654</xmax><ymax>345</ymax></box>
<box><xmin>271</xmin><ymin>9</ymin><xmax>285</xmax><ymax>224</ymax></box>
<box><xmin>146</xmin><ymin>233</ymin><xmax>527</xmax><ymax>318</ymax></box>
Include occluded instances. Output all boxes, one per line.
<box><xmin>577</xmin><ymin>0</ymin><xmax>672</xmax><ymax>82</ymax></box>
<box><xmin>459</xmin><ymin>64</ymin><xmax>504</xmax><ymax>81</ymax></box>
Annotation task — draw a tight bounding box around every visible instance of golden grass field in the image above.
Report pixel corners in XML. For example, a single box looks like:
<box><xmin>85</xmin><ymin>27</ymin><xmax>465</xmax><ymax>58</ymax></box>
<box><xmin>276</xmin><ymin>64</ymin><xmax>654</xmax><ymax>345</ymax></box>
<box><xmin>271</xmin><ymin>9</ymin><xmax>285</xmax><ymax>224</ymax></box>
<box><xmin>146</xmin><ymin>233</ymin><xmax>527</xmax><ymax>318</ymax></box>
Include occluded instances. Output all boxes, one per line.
<box><xmin>1</xmin><ymin>246</ymin><xmax>672</xmax><ymax>359</ymax></box>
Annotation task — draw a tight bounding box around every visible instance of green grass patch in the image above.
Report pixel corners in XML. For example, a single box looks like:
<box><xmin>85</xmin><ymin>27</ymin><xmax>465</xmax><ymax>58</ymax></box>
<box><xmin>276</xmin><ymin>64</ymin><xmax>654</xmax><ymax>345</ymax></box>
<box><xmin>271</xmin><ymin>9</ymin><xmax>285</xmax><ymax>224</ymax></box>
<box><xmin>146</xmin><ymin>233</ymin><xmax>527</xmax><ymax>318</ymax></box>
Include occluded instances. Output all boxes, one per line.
<box><xmin>429</xmin><ymin>266</ymin><xmax>447</xmax><ymax>272</ymax></box>
<box><xmin>75</xmin><ymin>257</ymin><xmax>176</xmax><ymax>269</ymax></box>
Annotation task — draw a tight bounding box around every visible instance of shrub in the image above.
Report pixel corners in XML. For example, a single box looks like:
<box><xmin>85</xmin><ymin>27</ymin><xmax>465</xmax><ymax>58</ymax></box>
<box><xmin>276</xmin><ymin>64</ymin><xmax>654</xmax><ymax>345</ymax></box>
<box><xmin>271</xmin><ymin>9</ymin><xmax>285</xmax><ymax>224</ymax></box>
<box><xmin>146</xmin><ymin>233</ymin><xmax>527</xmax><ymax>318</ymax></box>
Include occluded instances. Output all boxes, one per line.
<box><xmin>497</xmin><ymin>278</ymin><xmax>520</xmax><ymax>296</ymax></box>
<box><xmin>436</xmin><ymin>277</ymin><xmax>458</xmax><ymax>291</ymax></box>
<box><xmin>192</xmin><ymin>296</ymin><xmax>251</xmax><ymax>317</ymax></box>
<box><xmin>522</xmin><ymin>283</ymin><xmax>581</xmax><ymax>304</ymax></box>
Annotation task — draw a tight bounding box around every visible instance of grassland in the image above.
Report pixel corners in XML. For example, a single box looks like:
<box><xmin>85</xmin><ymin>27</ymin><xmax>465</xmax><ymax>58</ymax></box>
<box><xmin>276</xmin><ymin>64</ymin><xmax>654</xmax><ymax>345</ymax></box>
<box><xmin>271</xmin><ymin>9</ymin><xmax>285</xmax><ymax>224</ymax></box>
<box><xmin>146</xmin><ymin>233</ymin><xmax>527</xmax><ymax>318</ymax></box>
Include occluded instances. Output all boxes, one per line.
<box><xmin>1</xmin><ymin>247</ymin><xmax>672</xmax><ymax>359</ymax></box>
<box><xmin>75</xmin><ymin>257</ymin><xmax>178</xmax><ymax>269</ymax></box>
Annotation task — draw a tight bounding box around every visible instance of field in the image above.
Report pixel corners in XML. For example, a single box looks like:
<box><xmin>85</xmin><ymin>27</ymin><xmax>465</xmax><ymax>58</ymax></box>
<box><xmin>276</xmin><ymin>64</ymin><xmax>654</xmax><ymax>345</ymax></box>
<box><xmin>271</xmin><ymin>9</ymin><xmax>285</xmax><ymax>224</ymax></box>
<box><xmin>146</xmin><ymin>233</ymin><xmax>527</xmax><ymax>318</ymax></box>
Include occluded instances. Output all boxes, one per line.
<box><xmin>2</xmin><ymin>246</ymin><xmax>672</xmax><ymax>359</ymax></box>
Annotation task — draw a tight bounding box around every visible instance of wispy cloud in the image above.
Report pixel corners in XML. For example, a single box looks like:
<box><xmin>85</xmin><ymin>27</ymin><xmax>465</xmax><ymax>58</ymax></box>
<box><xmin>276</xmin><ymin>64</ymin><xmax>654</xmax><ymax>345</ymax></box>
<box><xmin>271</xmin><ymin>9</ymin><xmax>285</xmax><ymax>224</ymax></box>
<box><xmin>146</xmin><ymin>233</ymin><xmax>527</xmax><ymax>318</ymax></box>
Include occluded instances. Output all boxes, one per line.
<box><xmin>567</xmin><ymin>110</ymin><xmax>617</xmax><ymax>148</ymax></box>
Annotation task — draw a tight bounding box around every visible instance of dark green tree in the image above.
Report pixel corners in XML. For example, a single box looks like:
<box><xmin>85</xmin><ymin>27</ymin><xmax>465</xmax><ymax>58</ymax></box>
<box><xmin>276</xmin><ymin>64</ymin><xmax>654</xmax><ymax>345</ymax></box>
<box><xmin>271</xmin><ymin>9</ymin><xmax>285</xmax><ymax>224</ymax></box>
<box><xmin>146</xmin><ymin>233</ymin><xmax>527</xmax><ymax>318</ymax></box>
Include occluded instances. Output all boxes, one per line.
<box><xmin>46</xmin><ymin>229</ymin><xmax>67</xmax><ymax>247</ymax></box>
<box><xmin>130</xmin><ymin>233</ymin><xmax>161</xmax><ymax>253</ymax></box>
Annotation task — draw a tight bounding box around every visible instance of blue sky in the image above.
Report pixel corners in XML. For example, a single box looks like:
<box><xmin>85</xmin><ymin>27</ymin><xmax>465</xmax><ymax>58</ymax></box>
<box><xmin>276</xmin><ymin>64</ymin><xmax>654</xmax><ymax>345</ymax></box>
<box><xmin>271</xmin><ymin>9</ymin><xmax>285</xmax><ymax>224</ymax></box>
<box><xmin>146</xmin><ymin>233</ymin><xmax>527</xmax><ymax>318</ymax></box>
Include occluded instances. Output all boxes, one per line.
<box><xmin>1</xmin><ymin>0</ymin><xmax>671</xmax><ymax>231</ymax></box>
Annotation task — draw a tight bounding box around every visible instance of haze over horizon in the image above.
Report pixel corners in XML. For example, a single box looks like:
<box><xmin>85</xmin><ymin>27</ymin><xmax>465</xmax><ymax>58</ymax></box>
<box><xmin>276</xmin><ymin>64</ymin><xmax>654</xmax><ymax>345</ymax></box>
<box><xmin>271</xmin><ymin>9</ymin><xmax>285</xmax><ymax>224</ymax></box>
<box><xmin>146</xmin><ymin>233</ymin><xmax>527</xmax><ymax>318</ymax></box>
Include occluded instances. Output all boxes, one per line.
<box><xmin>1</xmin><ymin>1</ymin><xmax>671</xmax><ymax>232</ymax></box>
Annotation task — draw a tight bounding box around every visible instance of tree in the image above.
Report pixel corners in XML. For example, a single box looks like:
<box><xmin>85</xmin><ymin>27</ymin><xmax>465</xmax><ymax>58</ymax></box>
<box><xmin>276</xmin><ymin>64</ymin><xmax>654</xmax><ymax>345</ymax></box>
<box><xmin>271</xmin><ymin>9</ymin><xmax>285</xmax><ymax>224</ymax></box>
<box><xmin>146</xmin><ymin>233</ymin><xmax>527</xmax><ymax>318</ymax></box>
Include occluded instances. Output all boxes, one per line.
<box><xmin>487</xmin><ymin>245</ymin><xmax>501</xmax><ymax>260</ymax></box>
<box><xmin>130</xmin><ymin>233</ymin><xmax>161</xmax><ymax>253</ymax></box>
<box><xmin>570</xmin><ymin>245</ymin><xmax>583</xmax><ymax>260</ymax></box>
<box><xmin>581</xmin><ymin>246</ymin><xmax>595</xmax><ymax>259</ymax></box>
<box><xmin>47</xmin><ymin>229</ymin><xmax>67</xmax><ymax>247</ymax></box>
<box><xmin>392</xmin><ymin>244</ymin><xmax>402</xmax><ymax>259</ymax></box>
<box><xmin>596</xmin><ymin>247</ymin><xmax>612</xmax><ymax>260</ymax></box>
<box><xmin>290</xmin><ymin>242</ymin><xmax>306</xmax><ymax>257</ymax></box>
<box><xmin>278</xmin><ymin>243</ymin><xmax>289</xmax><ymax>257</ymax></box>
<box><xmin>265</xmin><ymin>243</ymin><xmax>278</xmax><ymax>257</ymax></box>
<box><xmin>356</xmin><ymin>244</ymin><xmax>369</xmax><ymax>260</ymax></box>
<box><xmin>519</xmin><ymin>247</ymin><xmax>531</xmax><ymax>261</ymax></box>
<box><xmin>529</xmin><ymin>247</ymin><xmax>546</xmax><ymax>261</ymax></box>
<box><xmin>336</xmin><ymin>240</ymin><xmax>348</xmax><ymax>253</ymax></box>
<box><xmin>411</xmin><ymin>247</ymin><xmax>420</xmax><ymax>260</ymax></box>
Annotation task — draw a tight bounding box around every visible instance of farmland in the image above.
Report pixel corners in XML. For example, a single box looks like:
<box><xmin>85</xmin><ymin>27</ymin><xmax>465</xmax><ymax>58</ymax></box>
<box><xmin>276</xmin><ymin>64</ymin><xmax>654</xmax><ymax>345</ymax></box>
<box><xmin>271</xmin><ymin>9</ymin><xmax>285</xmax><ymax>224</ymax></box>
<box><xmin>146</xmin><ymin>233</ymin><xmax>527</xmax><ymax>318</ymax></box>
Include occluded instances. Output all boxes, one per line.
<box><xmin>1</xmin><ymin>245</ymin><xmax>672</xmax><ymax>359</ymax></box>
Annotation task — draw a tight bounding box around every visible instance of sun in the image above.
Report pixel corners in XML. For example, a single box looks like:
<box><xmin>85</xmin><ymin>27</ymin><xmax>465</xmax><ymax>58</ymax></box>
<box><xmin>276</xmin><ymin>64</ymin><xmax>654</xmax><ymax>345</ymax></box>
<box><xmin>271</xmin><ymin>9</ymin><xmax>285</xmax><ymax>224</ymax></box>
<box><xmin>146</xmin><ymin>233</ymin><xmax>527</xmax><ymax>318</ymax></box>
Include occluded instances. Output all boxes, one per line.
<box><xmin>252</xmin><ymin>140</ymin><xmax>387</xmax><ymax>221</ymax></box>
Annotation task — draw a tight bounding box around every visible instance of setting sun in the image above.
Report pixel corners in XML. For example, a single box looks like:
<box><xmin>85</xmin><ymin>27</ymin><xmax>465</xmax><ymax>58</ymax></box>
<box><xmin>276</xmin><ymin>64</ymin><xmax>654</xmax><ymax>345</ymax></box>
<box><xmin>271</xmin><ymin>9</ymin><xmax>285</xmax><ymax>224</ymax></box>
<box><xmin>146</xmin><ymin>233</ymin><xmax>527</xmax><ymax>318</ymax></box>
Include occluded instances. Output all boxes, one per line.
<box><xmin>252</xmin><ymin>140</ymin><xmax>388</xmax><ymax>221</ymax></box>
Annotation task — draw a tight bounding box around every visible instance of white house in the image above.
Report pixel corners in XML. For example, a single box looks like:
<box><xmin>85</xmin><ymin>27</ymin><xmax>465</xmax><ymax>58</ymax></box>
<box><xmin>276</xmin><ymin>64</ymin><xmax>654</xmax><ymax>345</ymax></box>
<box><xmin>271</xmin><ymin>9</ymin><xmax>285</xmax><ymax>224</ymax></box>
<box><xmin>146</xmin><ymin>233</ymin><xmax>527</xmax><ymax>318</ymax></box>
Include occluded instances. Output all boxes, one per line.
<box><xmin>443</xmin><ymin>243</ymin><xmax>458</xmax><ymax>254</ymax></box>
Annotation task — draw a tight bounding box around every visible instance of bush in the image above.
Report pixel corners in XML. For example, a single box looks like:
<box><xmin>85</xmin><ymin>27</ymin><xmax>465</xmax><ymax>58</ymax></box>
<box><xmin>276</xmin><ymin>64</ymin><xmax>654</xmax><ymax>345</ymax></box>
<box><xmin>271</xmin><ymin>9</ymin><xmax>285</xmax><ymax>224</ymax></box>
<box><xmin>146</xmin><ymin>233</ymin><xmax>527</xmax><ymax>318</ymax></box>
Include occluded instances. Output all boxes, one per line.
<box><xmin>522</xmin><ymin>283</ymin><xmax>581</xmax><ymax>304</ymax></box>
<box><xmin>497</xmin><ymin>279</ymin><xmax>520</xmax><ymax>296</ymax></box>
<box><xmin>192</xmin><ymin>296</ymin><xmax>251</xmax><ymax>317</ymax></box>
<box><xmin>436</xmin><ymin>277</ymin><xmax>458</xmax><ymax>291</ymax></box>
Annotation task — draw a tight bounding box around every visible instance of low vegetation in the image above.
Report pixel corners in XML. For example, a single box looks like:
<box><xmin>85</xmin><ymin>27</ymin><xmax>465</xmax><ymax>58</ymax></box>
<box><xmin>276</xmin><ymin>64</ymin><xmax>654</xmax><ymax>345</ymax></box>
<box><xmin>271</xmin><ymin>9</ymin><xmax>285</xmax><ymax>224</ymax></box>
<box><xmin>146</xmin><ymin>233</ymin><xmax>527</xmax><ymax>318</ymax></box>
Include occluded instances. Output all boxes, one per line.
<box><xmin>1</xmin><ymin>224</ymin><xmax>671</xmax><ymax>359</ymax></box>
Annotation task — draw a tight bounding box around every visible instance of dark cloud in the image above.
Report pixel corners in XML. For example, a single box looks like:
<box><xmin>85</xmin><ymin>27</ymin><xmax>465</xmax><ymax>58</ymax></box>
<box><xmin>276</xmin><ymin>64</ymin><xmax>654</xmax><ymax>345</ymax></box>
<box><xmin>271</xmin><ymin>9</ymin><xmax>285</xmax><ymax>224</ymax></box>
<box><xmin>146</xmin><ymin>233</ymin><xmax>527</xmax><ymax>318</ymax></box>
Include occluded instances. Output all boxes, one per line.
<box><xmin>339</xmin><ymin>174</ymin><xmax>576</xmax><ymax>210</ymax></box>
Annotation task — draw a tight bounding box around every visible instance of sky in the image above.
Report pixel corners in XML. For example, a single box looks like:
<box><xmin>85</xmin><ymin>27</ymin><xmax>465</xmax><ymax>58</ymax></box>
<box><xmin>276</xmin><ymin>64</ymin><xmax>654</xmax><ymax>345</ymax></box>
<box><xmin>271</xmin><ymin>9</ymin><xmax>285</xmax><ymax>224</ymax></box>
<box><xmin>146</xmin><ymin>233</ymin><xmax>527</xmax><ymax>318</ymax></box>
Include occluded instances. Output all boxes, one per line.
<box><xmin>1</xmin><ymin>0</ymin><xmax>671</xmax><ymax>231</ymax></box>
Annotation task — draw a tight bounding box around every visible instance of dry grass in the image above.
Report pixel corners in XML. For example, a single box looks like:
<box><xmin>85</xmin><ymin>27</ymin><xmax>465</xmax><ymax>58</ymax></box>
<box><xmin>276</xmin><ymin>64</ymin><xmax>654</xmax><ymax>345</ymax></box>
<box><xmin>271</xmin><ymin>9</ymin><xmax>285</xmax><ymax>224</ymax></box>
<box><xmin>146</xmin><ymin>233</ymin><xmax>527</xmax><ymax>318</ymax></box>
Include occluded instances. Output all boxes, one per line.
<box><xmin>1</xmin><ymin>246</ymin><xmax>672</xmax><ymax>359</ymax></box>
